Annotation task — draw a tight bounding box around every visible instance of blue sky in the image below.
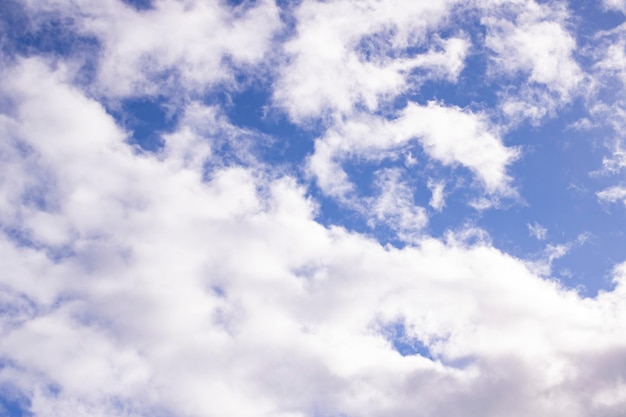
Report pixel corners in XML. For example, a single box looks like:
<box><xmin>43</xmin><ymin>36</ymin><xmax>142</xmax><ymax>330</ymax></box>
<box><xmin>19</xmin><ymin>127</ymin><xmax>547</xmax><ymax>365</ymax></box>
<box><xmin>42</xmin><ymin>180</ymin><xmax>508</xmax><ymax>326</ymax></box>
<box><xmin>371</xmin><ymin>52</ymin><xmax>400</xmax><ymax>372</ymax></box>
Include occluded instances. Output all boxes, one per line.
<box><xmin>2</xmin><ymin>0</ymin><xmax>626</xmax><ymax>416</ymax></box>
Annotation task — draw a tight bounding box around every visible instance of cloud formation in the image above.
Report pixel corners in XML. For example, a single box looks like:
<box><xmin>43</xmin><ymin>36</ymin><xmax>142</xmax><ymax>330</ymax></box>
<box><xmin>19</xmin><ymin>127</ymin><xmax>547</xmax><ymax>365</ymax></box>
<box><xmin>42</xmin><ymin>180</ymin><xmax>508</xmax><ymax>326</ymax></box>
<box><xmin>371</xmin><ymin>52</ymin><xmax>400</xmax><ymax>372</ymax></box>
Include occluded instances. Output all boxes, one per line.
<box><xmin>1</xmin><ymin>1</ymin><xmax>626</xmax><ymax>417</ymax></box>
<box><xmin>274</xmin><ymin>0</ymin><xmax>467</xmax><ymax>122</ymax></box>
<box><xmin>19</xmin><ymin>0</ymin><xmax>280</xmax><ymax>97</ymax></box>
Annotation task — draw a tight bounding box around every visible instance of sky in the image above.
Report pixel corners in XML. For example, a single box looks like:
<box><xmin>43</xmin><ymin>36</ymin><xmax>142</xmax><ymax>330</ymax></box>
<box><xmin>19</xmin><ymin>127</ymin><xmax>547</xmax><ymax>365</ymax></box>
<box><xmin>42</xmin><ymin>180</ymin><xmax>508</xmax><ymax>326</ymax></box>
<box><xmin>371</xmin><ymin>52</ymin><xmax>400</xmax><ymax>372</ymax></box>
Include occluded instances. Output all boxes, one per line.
<box><xmin>2</xmin><ymin>0</ymin><xmax>626</xmax><ymax>416</ymax></box>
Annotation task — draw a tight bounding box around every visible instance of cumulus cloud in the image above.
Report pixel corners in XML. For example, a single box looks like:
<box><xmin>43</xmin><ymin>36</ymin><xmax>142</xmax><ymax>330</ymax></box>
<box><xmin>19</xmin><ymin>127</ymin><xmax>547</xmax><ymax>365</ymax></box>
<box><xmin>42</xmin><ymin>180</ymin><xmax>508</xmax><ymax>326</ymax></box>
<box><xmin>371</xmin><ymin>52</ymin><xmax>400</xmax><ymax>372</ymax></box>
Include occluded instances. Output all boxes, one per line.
<box><xmin>309</xmin><ymin>101</ymin><xmax>518</xmax><ymax>204</ymax></box>
<box><xmin>484</xmin><ymin>4</ymin><xmax>580</xmax><ymax>95</ymax></box>
<box><xmin>3</xmin><ymin>2</ymin><xmax>626</xmax><ymax>417</ymax></box>
<box><xmin>273</xmin><ymin>0</ymin><xmax>468</xmax><ymax>122</ymax></box>
<box><xmin>482</xmin><ymin>0</ymin><xmax>583</xmax><ymax>124</ymax></box>
<box><xmin>19</xmin><ymin>0</ymin><xmax>281</xmax><ymax>97</ymax></box>
<box><xmin>1</xmin><ymin>56</ymin><xmax>626</xmax><ymax>417</ymax></box>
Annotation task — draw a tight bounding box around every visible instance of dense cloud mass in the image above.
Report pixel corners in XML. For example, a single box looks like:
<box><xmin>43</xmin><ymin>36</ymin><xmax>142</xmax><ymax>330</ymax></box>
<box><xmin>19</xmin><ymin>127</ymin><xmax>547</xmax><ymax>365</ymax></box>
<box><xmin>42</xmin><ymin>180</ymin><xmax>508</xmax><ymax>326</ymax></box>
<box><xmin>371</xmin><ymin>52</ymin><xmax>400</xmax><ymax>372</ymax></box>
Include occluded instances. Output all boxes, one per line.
<box><xmin>2</xmin><ymin>1</ymin><xmax>626</xmax><ymax>416</ymax></box>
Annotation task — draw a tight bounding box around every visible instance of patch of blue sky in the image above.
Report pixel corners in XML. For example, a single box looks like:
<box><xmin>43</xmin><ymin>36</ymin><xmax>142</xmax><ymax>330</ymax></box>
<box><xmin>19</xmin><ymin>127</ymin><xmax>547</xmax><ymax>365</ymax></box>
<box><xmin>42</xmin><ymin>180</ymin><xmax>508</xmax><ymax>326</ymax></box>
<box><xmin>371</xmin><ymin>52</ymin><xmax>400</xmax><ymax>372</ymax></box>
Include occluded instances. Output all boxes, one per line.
<box><xmin>2</xmin><ymin>225</ymin><xmax>76</xmax><ymax>264</ymax></box>
<box><xmin>476</xmin><ymin>99</ymin><xmax>626</xmax><ymax>295</ymax></box>
<box><xmin>109</xmin><ymin>98</ymin><xmax>176</xmax><ymax>153</ymax></box>
<box><xmin>307</xmin><ymin>182</ymin><xmax>374</xmax><ymax>237</ymax></box>
<box><xmin>1</xmin><ymin>226</ymin><xmax>38</xmax><ymax>252</ymax></box>
<box><xmin>0</xmin><ymin>290</ymin><xmax>37</xmax><ymax>327</ymax></box>
<box><xmin>0</xmin><ymin>0</ymin><xmax>99</xmax><ymax>60</ymax></box>
<box><xmin>0</xmin><ymin>382</ymin><xmax>32</xmax><ymax>417</ymax></box>
<box><xmin>120</xmin><ymin>0</ymin><xmax>154</xmax><ymax>11</ymax></box>
<box><xmin>408</xmin><ymin>65</ymin><xmax>497</xmax><ymax>113</ymax></box>
<box><xmin>223</xmin><ymin>87</ymin><xmax>317</xmax><ymax>168</ymax></box>
<box><xmin>572</xmin><ymin>0</ymin><xmax>626</xmax><ymax>35</ymax></box>
<box><xmin>223</xmin><ymin>0</ymin><xmax>261</xmax><ymax>8</ymax></box>
<box><xmin>379</xmin><ymin>320</ymin><xmax>434</xmax><ymax>359</ymax></box>
<box><xmin>0</xmin><ymin>397</ymin><xmax>30</xmax><ymax>417</ymax></box>
<box><xmin>211</xmin><ymin>285</ymin><xmax>226</xmax><ymax>298</ymax></box>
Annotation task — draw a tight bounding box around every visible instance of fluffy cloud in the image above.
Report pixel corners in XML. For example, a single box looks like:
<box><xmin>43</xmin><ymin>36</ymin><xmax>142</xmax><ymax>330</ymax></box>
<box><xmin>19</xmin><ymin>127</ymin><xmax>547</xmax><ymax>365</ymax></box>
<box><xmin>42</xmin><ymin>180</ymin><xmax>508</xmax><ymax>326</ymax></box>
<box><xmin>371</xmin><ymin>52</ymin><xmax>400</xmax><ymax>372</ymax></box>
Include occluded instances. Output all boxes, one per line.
<box><xmin>273</xmin><ymin>0</ymin><xmax>468</xmax><ymax>122</ymax></box>
<box><xmin>484</xmin><ymin>1</ymin><xmax>580</xmax><ymax>95</ymax></box>
<box><xmin>482</xmin><ymin>0</ymin><xmax>583</xmax><ymax>124</ymax></box>
<box><xmin>3</xmin><ymin>2</ymin><xmax>626</xmax><ymax>417</ymax></box>
<box><xmin>1</xmin><ymin>54</ymin><xmax>626</xmax><ymax>417</ymax></box>
<box><xmin>368</xmin><ymin>168</ymin><xmax>428</xmax><ymax>241</ymax></box>
<box><xmin>19</xmin><ymin>0</ymin><xmax>280</xmax><ymax>98</ymax></box>
<box><xmin>309</xmin><ymin>101</ymin><xmax>518</xmax><ymax>203</ymax></box>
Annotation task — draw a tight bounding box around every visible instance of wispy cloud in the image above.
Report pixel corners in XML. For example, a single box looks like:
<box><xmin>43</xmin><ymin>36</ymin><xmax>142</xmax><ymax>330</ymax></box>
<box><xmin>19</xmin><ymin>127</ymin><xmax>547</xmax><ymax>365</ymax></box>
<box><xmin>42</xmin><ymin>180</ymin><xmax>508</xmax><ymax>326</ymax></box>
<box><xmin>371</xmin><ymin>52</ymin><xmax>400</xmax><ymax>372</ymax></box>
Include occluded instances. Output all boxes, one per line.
<box><xmin>528</xmin><ymin>222</ymin><xmax>548</xmax><ymax>240</ymax></box>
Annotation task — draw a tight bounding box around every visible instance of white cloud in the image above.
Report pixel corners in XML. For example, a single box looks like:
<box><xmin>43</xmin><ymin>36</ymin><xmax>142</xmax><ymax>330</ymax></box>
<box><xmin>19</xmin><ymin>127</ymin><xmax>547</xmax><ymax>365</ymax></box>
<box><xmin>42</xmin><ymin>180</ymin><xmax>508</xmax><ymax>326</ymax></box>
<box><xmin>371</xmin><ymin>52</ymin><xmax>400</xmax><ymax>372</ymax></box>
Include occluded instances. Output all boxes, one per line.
<box><xmin>597</xmin><ymin>186</ymin><xmax>626</xmax><ymax>205</ymax></box>
<box><xmin>587</xmin><ymin>30</ymin><xmax>626</xmax><ymax>129</ymax></box>
<box><xmin>482</xmin><ymin>0</ymin><xmax>583</xmax><ymax>124</ymax></box>
<box><xmin>273</xmin><ymin>0</ymin><xmax>585</xmax><ymax>126</ymax></box>
<box><xmin>3</xmin><ymin>4</ymin><xmax>626</xmax><ymax>417</ymax></box>
<box><xmin>581</xmin><ymin>24</ymin><xmax>626</xmax><ymax>201</ymax></box>
<box><xmin>309</xmin><ymin>101</ymin><xmax>518</xmax><ymax>204</ymax></box>
<box><xmin>399</xmin><ymin>102</ymin><xmax>518</xmax><ymax>193</ymax></box>
<box><xmin>368</xmin><ymin>168</ymin><xmax>428</xmax><ymax>241</ymax></box>
<box><xmin>594</xmin><ymin>37</ymin><xmax>626</xmax><ymax>77</ymax></box>
<box><xmin>274</xmin><ymin>0</ymin><xmax>468</xmax><ymax>122</ymax></box>
<box><xmin>21</xmin><ymin>0</ymin><xmax>281</xmax><ymax>98</ymax></box>
<box><xmin>485</xmin><ymin>10</ymin><xmax>580</xmax><ymax>95</ymax></box>
<box><xmin>2</xmin><ymin>57</ymin><xmax>626</xmax><ymax>417</ymax></box>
